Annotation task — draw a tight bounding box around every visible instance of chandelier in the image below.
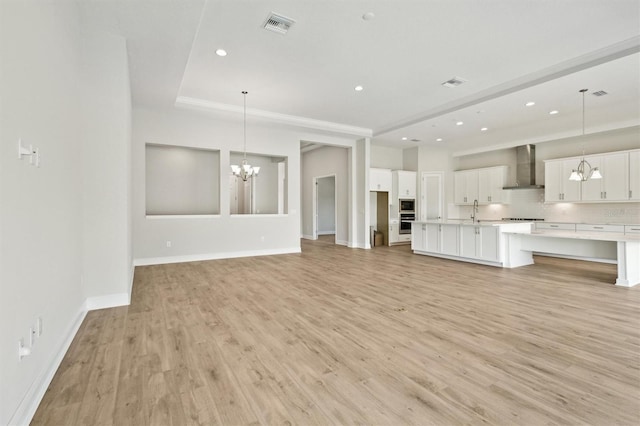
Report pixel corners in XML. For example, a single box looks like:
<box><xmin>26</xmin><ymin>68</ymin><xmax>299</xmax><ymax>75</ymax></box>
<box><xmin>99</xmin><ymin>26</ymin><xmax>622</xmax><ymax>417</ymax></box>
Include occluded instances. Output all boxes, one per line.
<box><xmin>569</xmin><ymin>89</ymin><xmax>602</xmax><ymax>182</ymax></box>
<box><xmin>231</xmin><ymin>91</ymin><xmax>260</xmax><ymax>181</ymax></box>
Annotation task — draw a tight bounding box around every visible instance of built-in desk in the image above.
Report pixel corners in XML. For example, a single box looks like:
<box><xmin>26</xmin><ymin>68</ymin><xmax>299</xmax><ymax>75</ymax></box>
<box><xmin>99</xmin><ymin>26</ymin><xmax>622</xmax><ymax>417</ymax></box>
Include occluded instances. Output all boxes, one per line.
<box><xmin>504</xmin><ymin>230</ymin><xmax>640</xmax><ymax>287</ymax></box>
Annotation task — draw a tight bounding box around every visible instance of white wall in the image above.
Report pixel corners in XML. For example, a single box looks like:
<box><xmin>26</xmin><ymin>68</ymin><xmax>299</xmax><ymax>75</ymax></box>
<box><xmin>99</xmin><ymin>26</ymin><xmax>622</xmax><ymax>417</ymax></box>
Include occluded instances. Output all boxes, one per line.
<box><xmin>133</xmin><ymin>107</ymin><xmax>370</xmax><ymax>263</ymax></box>
<box><xmin>0</xmin><ymin>3</ymin><xmax>84</xmax><ymax>423</ymax></box>
<box><xmin>81</xmin><ymin>30</ymin><xmax>133</xmax><ymax>306</ymax></box>
<box><xmin>370</xmin><ymin>144</ymin><xmax>403</xmax><ymax>169</ymax></box>
<box><xmin>301</xmin><ymin>146</ymin><xmax>348</xmax><ymax>244</ymax></box>
<box><xmin>317</xmin><ymin>176</ymin><xmax>336</xmax><ymax>234</ymax></box>
<box><xmin>146</xmin><ymin>145</ymin><xmax>220</xmax><ymax>215</ymax></box>
<box><xmin>403</xmin><ymin>147</ymin><xmax>419</xmax><ymax>171</ymax></box>
<box><xmin>1</xmin><ymin>2</ymin><xmax>131</xmax><ymax>424</ymax></box>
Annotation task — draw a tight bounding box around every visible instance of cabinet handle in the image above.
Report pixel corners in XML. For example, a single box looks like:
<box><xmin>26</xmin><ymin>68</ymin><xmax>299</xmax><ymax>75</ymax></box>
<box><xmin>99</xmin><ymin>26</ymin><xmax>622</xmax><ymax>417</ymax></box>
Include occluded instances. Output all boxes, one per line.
<box><xmin>604</xmin><ymin>191</ymin><xmax>606</xmax><ymax>199</ymax></box>
<box><xmin>593</xmin><ymin>226</ymin><xmax>603</xmax><ymax>229</ymax></box>
<box><xmin>600</xmin><ymin>191</ymin><xmax>603</xmax><ymax>199</ymax></box>
<box><xmin>630</xmin><ymin>190</ymin><xmax>633</xmax><ymax>198</ymax></box>
<box><xmin>550</xmin><ymin>225</ymin><xmax>559</xmax><ymax>228</ymax></box>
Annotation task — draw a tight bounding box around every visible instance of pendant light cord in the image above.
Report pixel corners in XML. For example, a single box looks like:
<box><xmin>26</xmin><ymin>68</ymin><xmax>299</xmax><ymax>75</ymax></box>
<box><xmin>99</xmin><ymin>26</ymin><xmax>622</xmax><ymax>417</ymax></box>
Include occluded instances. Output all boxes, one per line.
<box><xmin>242</xmin><ymin>91</ymin><xmax>247</xmax><ymax>160</ymax></box>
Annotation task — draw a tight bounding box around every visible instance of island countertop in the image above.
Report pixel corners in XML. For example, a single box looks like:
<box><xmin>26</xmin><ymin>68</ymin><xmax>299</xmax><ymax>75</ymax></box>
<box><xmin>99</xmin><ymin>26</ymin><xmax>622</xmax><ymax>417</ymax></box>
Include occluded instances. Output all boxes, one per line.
<box><xmin>411</xmin><ymin>219</ymin><xmax>534</xmax><ymax>227</ymax></box>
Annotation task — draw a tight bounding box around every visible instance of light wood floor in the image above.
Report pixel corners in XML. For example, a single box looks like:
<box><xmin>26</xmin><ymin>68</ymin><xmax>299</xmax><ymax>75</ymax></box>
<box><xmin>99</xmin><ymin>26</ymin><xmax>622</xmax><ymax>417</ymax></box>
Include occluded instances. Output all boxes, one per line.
<box><xmin>33</xmin><ymin>240</ymin><xmax>640</xmax><ymax>425</ymax></box>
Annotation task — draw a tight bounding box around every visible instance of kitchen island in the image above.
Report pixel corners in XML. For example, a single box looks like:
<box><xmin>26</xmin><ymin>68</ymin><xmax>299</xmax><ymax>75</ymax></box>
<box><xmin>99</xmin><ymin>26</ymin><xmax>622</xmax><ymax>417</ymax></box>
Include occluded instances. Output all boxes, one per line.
<box><xmin>503</xmin><ymin>229</ymin><xmax>640</xmax><ymax>287</ymax></box>
<box><xmin>411</xmin><ymin>220</ymin><xmax>533</xmax><ymax>267</ymax></box>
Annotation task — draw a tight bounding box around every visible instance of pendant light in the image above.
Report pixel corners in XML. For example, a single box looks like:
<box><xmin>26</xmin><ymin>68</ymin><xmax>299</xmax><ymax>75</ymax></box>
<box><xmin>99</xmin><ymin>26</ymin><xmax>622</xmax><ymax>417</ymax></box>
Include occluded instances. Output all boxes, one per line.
<box><xmin>569</xmin><ymin>89</ymin><xmax>602</xmax><ymax>181</ymax></box>
<box><xmin>231</xmin><ymin>91</ymin><xmax>260</xmax><ymax>181</ymax></box>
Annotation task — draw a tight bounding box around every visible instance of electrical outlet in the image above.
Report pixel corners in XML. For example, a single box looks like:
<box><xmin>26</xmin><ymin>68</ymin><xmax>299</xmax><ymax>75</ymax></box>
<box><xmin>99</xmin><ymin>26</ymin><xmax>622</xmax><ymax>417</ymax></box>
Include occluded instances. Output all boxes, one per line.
<box><xmin>166</xmin><ymin>241</ymin><xmax>172</xmax><ymax>248</ymax></box>
<box><xmin>18</xmin><ymin>339</ymin><xmax>31</xmax><ymax>361</ymax></box>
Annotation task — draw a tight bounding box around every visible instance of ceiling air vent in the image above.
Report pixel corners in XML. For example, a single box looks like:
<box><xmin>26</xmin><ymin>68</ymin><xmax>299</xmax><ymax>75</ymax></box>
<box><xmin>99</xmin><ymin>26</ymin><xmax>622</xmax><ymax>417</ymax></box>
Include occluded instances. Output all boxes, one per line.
<box><xmin>592</xmin><ymin>90</ymin><xmax>608</xmax><ymax>97</ymax></box>
<box><xmin>441</xmin><ymin>77</ymin><xmax>468</xmax><ymax>88</ymax></box>
<box><xmin>263</xmin><ymin>12</ymin><xmax>295</xmax><ymax>34</ymax></box>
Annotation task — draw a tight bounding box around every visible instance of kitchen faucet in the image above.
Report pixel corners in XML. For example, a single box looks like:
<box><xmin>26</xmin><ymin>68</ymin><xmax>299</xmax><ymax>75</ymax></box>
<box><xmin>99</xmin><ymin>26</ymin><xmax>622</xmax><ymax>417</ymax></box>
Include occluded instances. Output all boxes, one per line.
<box><xmin>471</xmin><ymin>199</ymin><xmax>479</xmax><ymax>223</ymax></box>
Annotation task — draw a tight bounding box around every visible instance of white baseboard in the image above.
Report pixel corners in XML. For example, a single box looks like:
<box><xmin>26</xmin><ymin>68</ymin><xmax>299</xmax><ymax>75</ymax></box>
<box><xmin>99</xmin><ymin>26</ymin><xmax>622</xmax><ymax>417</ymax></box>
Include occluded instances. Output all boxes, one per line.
<box><xmin>134</xmin><ymin>247</ymin><xmax>302</xmax><ymax>266</ymax></box>
<box><xmin>9</xmin><ymin>306</ymin><xmax>87</xmax><ymax>426</ymax></box>
<box><xmin>301</xmin><ymin>234</ymin><xmax>316</xmax><ymax>240</ymax></box>
<box><xmin>317</xmin><ymin>231</ymin><xmax>335</xmax><ymax>236</ymax></box>
<box><xmin>336</xmin><ymin>239</ymin><xmax>348</xmax><ymax>246</ymax></box>
<box><xmin>84</xmin><ymin>292</ymin><xmax>130</xmax><ymax>311</ymax></box>
<box><xmin>10</xmin><ymin>263</ymin><xmax>136</xmax><ymax>426</ymax></box>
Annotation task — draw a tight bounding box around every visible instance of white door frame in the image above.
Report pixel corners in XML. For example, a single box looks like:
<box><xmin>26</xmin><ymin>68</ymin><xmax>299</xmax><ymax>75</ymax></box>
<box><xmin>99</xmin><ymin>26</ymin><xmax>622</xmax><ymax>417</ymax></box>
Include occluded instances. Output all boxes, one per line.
<box><xmin>420</xmin><ymin>172</ymin><xmax>444</xmax><ymax>221</ymax></box>
<box><xmin>313</xmin><ymin>174</ymin><xmax>338</xmax><ymax>240</ymax></box>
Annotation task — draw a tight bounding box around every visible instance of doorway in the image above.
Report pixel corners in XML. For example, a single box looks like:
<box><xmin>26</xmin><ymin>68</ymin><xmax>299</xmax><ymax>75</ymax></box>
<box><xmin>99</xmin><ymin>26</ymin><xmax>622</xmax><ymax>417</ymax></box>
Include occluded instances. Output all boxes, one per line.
<box><xmin>421</xmin><ymin>172</ymin><xmax>443</xmax><ymax>221</ymax></box>
<box><xmin>313</xmin><ymin>175</ymin><xmax>337</xmax><ymax>243</ymax></box>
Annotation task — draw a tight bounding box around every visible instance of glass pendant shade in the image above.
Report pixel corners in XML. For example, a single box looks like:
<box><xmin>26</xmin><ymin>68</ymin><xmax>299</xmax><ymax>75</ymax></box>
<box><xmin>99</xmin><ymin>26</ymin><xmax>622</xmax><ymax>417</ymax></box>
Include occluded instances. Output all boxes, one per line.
<box><xmin>590</xmin><ymin>168</ymin><xmax>602</xmax><ymax>179</ymax></box>
<box><xmin>230</xmin><ymin>91</ymin><xmax>259</xmax><ymax>182</ymax></box>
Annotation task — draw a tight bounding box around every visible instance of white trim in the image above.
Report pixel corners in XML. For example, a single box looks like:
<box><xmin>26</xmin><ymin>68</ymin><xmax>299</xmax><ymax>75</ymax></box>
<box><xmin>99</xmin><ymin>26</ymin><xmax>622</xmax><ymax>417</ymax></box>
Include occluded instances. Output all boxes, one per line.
<box><xmin>317</xmin><ymin>231</ymin><xmax>336</xmax><ymax>235</ymax></box>
<box><xmin>301</xmin><ymin>234</ymin><xmax>316</xmax><ymax>240</ymax></box>
<box><xmin>336</xmin><ymin>239</ymin><xmax>349</xmax><ymax>246</ymax></box>
<box><xmin>175</xmin><ymin>96</ymin><xmax>373</xmax><ymax>137</ymax></box>
<box><xmin>84</xmin><ymin>293</ymin><xmax>130</xmax><ymax>311</ymax></box>
<box><xmin>9</xmin><ymin>307</ymin><xmax>87</xmax><ymax>426</ymax></box>
<box><xmin>128</xmin><ymin>263</ymin><xmax>135</xmax><ymax>300</ymax></box>
<box><xmin>133</xmin><ymin>247</ymin><xmax>301</xmax><ymax>266</ymax></box>
<box><xmin>146</xmin><ymin>214</ymin><xmax>220</xmax><ymax>219</ymax></box>
<box><xmin>229</xmin><ymin>213</ymin><xmax>289</xmax><ymax>218</ymax></box>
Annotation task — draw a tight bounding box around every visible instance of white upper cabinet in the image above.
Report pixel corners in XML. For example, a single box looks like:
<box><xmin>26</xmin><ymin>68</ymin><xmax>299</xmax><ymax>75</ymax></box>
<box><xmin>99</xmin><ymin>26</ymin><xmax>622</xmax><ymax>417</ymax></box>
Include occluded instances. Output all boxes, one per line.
<box><xmin>454</xmin><ymin>169</ymin><xmax>479</xmax><ymax>205</ymax></box>
<box><xmin>369</xmin><ymin>168</ymin><xmax>392</xmax><ymax>192</ymax></box>
<box><xmin>544</xmin><ymin>159</ymin><xmax>581</xmax><ymax>202</ymax></box>
<box><xmin>630</xmin><ymin>150</ymin><xmax>640</xmax><ymax>201</ymax></box>
<box><xmin>393</xmin><ymin>170</ymin><xmax>416</xmax><ymax>198</ymax></box>
<box><xmin>581</xmin><ymin>152</ymin><xmax>629</xmax><ymax>202</ymax></box>
<box><xmin>546</xmin><ymin>149</ymin><xmax>636</xmax><ymax>203</ymax></box>
<box><xmin>455</xmin><ymin>166</ymin><xmax>507</xmax><ymax>205</ymax></box>
<box><xmin>478</xmin><ymin>166</ymin><xmax>508</xmax><ymax>204</ymax></box>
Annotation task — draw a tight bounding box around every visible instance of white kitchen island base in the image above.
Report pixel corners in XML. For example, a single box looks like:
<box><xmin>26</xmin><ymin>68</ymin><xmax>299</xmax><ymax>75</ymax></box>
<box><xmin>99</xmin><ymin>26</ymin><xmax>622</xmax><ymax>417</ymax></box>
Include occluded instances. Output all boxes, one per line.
<box><xmin>411</xmin><ymin>220</ymin><xmax>533</xmax><ymax>268</ymax></box>
<box><xmin>505</xmin><ymin>231</ymin><xmax>640</xmax><ymax>287</ymax></box>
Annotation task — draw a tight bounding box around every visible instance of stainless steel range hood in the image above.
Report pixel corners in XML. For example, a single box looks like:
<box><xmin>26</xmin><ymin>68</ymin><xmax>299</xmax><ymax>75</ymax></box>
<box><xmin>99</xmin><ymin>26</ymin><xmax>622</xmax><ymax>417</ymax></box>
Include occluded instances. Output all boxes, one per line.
<box><xmin>503</xmin><ymin>144</ymin><xmax>544</xmax><ymax>189</ymax></box>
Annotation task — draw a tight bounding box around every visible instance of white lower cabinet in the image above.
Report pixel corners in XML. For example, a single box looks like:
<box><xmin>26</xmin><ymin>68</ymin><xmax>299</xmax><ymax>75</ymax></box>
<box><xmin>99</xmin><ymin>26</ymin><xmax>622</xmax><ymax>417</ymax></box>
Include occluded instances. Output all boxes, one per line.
<box><xmin>425</xmin><ymin>223</ymin><xmax>440</xmax><ymax>252</ymax></box>
<box><xmin>414</xmin><ymin>223</ymin><xmax>459</xmax><ymax>255</ymax></box>
<box><xmin>460</xmin><ymin>225</ymin><xmax>498</xmax><ymax>261</ymax></box>
<box><xmin>412</xmin><ymin>222</ymin><xmax>532</xmax><ymax>267</ymax></box>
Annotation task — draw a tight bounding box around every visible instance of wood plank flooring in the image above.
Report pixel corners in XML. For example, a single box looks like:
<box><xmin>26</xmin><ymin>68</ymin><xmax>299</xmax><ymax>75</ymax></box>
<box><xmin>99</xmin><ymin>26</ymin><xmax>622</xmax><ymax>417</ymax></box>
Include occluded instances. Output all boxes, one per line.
<box><xmin>32</xmin><ymin>239</ymin><xmax>640</xmax><ymax>425</ymax></box>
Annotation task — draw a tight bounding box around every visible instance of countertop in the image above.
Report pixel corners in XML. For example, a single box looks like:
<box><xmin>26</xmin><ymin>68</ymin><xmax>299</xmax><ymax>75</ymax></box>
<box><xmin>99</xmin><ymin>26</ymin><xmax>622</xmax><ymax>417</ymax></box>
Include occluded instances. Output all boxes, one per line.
<box><xmin>411</xmin><ymin>219</ymin><xmax>533</xmax><ymax>227</ymax></box>
<box><xmin>503</xmin><ymin>229</ymin><xmax>640</xmax><ymax>242</ymax></box>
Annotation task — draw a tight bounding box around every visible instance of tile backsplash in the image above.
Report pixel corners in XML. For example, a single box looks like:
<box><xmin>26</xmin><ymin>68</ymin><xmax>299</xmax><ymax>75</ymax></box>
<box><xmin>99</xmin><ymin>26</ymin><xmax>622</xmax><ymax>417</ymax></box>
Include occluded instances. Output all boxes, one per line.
<box><xmin>449</xmin><ymin>189</ymin><xmax>640</xmax><ymax>224</ymax></box>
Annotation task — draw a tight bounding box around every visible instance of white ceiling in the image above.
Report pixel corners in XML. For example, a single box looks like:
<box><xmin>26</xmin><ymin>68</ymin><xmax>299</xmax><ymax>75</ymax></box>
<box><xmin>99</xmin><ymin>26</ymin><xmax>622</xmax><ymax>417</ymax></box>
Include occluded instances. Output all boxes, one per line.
<box><xmin>80</xmin><ymin>0</ymin><xmax>640</xmax><ymax>154</ymax></box>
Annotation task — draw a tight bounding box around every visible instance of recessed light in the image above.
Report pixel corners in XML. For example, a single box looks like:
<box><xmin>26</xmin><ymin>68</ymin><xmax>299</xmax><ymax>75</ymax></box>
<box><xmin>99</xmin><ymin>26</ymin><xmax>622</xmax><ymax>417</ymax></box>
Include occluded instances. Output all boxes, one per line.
<box><xmin>456</xmin><ymin>121</ymin><xmax>464</xmax><ymax>126</ymax></box>
<box><xmin>215</xmin><ymin>49</ymin><xmax>227</xmax><ymax>57</ymax></box>
<box><xmin>355</xmin><ymin>85</ymin><xmax>364</xmax><ymax>91</ymax></box>
<box><xmin>401</xmin><ymin>137</ymin><xmax>408</xmax><ymax>141</ymax></box>
<box><xmin>525</xmin><ymin>101</ymin><xmax>535</xmax><ymax>107</ymax></box>
<box><xmin>436</xmin><ymin>138</ymin><xmax>443</xmax><ymax>142</ymax></box>
<box><xmin>362</xmin><ymin>12</ymin><xmax>376</xmax><ymax>21</ymax></box>
<box><xmin>549</xmin><ymin>110</ymin><xmax>559</xmax><ymax>115</ymax></box>
<box><xmin>481</xmin><ymin>127</ymin><xmax>488</xmax><ymax>131</ymax></box>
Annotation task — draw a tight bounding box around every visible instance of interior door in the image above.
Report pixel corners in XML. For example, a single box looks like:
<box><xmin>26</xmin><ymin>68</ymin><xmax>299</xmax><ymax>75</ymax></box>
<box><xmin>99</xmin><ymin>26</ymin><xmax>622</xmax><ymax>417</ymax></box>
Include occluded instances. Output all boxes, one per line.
<box><xmin>421</xmin><ymin>172</ymin><xmax>443</xmax><ymax>221</ymax></box>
